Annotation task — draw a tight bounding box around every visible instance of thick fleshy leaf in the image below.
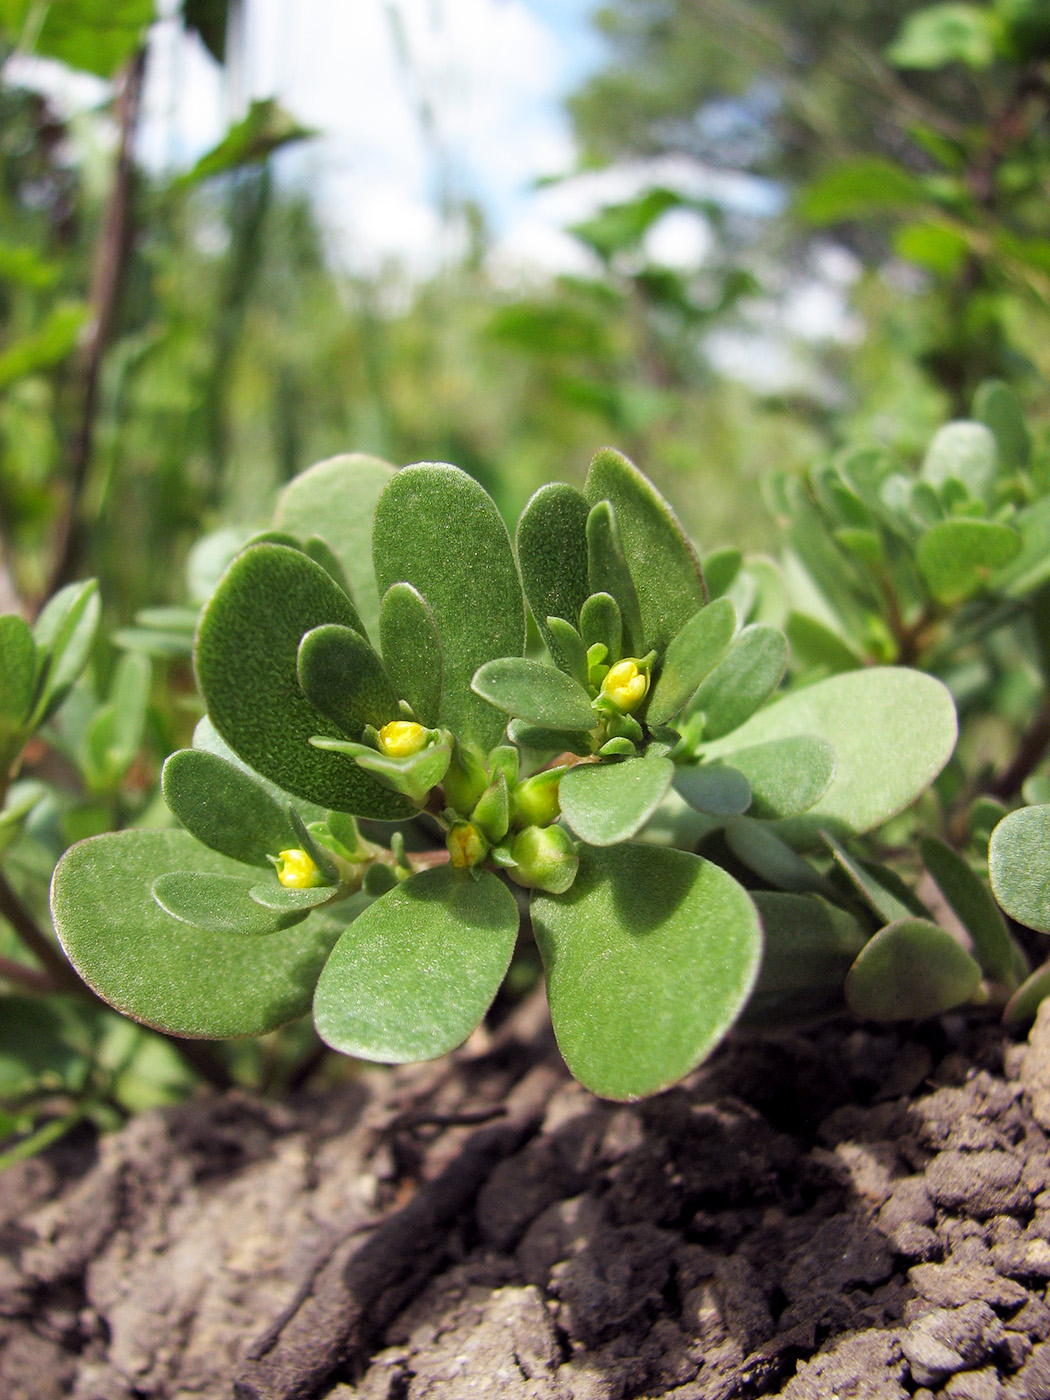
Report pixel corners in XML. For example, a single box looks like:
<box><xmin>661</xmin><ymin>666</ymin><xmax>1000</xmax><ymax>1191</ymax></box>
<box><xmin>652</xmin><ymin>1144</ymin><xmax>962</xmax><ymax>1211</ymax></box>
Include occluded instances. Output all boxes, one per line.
<box><xmin>195</xmin><ymin>544</ymin><xmax>412</xmax><ymax>820</ymax></box>
<box><xmin>560</xmin><ymin>755</ymin><xmax>674</xmax><ymax>845</ymax></box>
<box><xmin>29</xmin><ymin>578</ymin><xmax>100</xmax><ymax>725</ymax></box>
<box><xmin>313</xmin><ymin>867</ymin><xmax>518</xmax><ymax>1061</ymax></box>
<box><xmin>533</xmin><ymin>843</ymin><xmax>761</xmax><ymax>1099</ymax></box>
<box><xmin>190</xmin><ymin>716</ymin><xmax>328</xmax><ymax>827</ymax></box>
<box><xmin>689</xmin><ymin>624</ymin><xmax>788</xmax><ymax>741</ymax></box>
<box><xmin>724</xmin><ymin>818</ymin><xmax>830</xmax><ymax>893</ymax></box>
<box><xmin>373</xmin><ymin>464</ymin><xmax>525</xmax><ymax>751</ymax></box>
<box><xmin>989</xmin><ymin>805</ymin><xmax>1050</xmax><ymax>934</ymax></box>
<box><xmin>162</xmin><ymin>748</ymin><xmax>296</xmax><ymax>867</ymax></box>
<box><xmin>0</xmin><ymin>614</ymin><xmax>35</xmax><ymax>735</ymax></box>
<box><xmin>721</xmin><ymin>735</ymin><xmax>836</xmax><ymax>820</ymax></box>
<box><xmin>920</xmin><ymin>421</ymin><xmax>997</xmax><ymax>499</ymax></box>
<box><xmin>845</xmin><ymin>919</ymin><xmax>982</xmax><ymax>1021</ymax></box>
<box><xmin>744</xmin><ymin>891</ymin><xmax>867</xmax><ymax>1025</ymax></box>
<box><xmin>586</xmin><ymin>449</ymin><xmax>706</xmax><ymax>652</ymax></box>
<box><xmin>152</xmin><ymin>871</ymin><xmax>297</xmax><ymax>936</ymax></box>
<box><xmin>1004</xmin><ymin>961</ymin><xmax>1050</xmax><ymax>1028</ymax></box>
<box><xmin>917</xmin><ymin>519</ymin><xmax>1021</xmax><ymax>605</ymax></box>
<box><xmin>506</xmin><ymin>720</ymin><xmax>593</xmax><ymax>756</ymax></box>
<box><xmin>702</xmin><ymin>668</ymin><xmax>958</xmax><ymax>846</ymax></box>
<box><xmin>823</xmin><ymin>832</ymin><xmax>928</xmax><ymax>924</ymax></box>
<box><xmin>580</xmin><ymin>592</ymin><xmax>622</xmax><ymax>659</ymax></box>
<box><xmin>472</xmin><ymin>657</ymin><xmax>595</xmax><ymax>732</ymax></box>
<box><xmin>515</xmin><ymin>483</ymin><xmax>590</xmax><ymax>672</ymax></box>
<box><xmin>673</xmin><ymin>763</ymin><xmax>752</xmax><ymax>817</ymax></box>
<box><xmin>297</xmin><ymin>625</ymin><xmax>399</xmax><ymax>735</ymax></box>
<box><xmin>646</xmin><ymin>598</ymin><xmax>737</xmax><ymax>727</ymax></box>
<box><xmin>312</xmin><ymin>736</ymin><xmax>451</xmax><ymax>803</ymax></box>
<box><xmin>921</xmin><ymin>834</ymin><xmax>1018</xmax><ymax>984</ymax></box>
<box><xmin>248</xmin><ymin>883</ymin><xmax>338</xmax><ymax>912</ymax></box>
<box><xmin>785</xmin><ymin>611</ymin><xmax>865</xmax><ymax>675</ymax></box>
<box><xmin>974</xmin><ymin>380</ymin><xmax>1029</xmax><ymax>470</ymax></box>
<box><xmin>274</xmin><ymin>453</ymin><xmax>396</xmax><ymax>639</ymax></box>
<box><xmin>546</xmin><ymin>617</ymin><xmax>589</xmax><ymax>687</ymax></box>
<box><xmin>379</xmin><ymin>583</ymin><xmax>443</xmax><ymax>726</ymax></box>
<box><xmin>586</xmin><ymin>501</ymin><xmax>644</xmax><ymax>654</ymax></box>
<box><xmin>51</xmin><ymin>830</ymin><xmax>341</xmax><ymax>1036</ymax></box>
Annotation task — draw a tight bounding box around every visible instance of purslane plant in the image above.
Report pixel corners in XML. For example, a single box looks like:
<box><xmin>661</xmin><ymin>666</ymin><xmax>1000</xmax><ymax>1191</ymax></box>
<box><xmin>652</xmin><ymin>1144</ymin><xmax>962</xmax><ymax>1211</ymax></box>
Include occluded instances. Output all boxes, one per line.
<box><xmin>50</xmin><ymin>451</ymin><xmax>958</xmax><ymax>1099</ymax></box>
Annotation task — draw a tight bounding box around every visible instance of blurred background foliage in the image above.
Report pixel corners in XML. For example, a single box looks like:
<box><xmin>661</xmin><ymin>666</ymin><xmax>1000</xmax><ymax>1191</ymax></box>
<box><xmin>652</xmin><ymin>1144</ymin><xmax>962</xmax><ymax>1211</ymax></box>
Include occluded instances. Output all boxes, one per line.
<box><xmin>2</xmin><ymin>0</ymin><xmax>1050</xmax><ymax>1124</ymax></box>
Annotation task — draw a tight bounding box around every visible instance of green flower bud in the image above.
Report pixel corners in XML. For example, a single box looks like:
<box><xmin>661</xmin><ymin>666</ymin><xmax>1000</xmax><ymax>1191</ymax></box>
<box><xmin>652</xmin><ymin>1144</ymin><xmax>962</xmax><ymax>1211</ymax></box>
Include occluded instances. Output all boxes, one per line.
<box><xmin>507</xmin><ymin>825</ymin><xmax>578</xmax><ymax>895</ymax></box>
<box><xmin>442</xmin><ymin>744</ymin><xmax>489</xmax><ymax>815</ymax></box>
<box><xmin>473</xmin><ymin>771</ymin><xmax>510</xmax><ymax>844</ymax></box>
<box><xmin>512</xmin><ymin>768</ymin><xmax>563</xmax><ymax>829</ymax></box>
<box><xmin>447</xmin><ymin>821</ymin><xmax>488</xmax><ymax>870</ymax></box>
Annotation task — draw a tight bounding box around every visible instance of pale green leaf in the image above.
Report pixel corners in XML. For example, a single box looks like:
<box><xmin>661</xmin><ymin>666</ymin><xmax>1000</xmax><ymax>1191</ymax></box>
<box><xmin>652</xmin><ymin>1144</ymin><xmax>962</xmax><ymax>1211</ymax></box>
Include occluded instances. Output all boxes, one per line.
<box><xmin>560</xmin><ymin>755</ymin><xmax>674</xmax><ymax>845</ymax></box>
<box><xmin>846</xmin><ymin>919</ymin><xmax>982</xmax><ymax>1021</ymax></box>
<box><xmin>472</xmin><ymin>657</ymin><xmax>595</xmax><ymax>732</ymax></box>
<box><xmin>516</xmin><ymin>483</ymin><xmax>590</xmax><ymax>672</ymax></box>
<box><xmin>989</xmin><ymin>805</ymin><xmax>1050</xmax><ymax>934</ymax></box>
<box><xmin>152</xmin><ymin>871</ymin><xmax>298</xmax><ymax>936</ymax></box>
<box><xmin>646</xmin><ymin>597</ymin><xmax>737</xmax><ymax>727</ymax></box>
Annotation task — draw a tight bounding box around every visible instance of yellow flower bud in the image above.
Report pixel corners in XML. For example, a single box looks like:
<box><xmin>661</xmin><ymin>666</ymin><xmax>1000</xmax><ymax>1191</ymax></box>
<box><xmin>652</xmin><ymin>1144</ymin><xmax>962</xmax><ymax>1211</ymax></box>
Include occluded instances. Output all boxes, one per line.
<box><xmin>600</xmin><ymin>658</ymin><xmax>649</xmax><ymax>714</ymax></box>
<box><xmin>378</xmin><ymin>720</ymin><xmax>428</xmax><ymax>757</ymax></box>
<box><xmin>447</xmin><ymin>821</ymin><xmax>488</xmax><ymax>870</ymax></box>
<box><xmin>275</xmin><ymin>848</ymin><xmax>327</xmax><ymax>889</ymax></box>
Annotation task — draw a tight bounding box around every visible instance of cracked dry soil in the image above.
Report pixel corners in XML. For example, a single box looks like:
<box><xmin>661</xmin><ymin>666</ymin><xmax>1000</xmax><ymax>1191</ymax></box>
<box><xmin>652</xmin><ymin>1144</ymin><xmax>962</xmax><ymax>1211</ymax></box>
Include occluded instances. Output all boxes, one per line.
<box><xmin>5</xmin><ymin>992</ymin><xmax>1050</xmax><ymax>1400</ymax></box>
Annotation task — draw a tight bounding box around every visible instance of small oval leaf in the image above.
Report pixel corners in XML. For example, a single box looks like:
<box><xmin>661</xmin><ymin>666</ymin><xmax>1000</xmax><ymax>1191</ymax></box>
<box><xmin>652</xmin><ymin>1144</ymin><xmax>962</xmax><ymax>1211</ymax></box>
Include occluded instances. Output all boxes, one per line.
<box><xmin>472</xmin><ymin>657</ymin><xmax>595</xmax><ymax>732</ymax></box>
<box><xmin>673</xmin><ymin>763</ymin><xmax>752</xmax><ymax>817</ymax></box>
<box><xmin>917</xmin><ymin>519</ymin><xmax>1021</xmax><ymax>605</ymax></box>
<box><xmin>846</xmin><ymin>918</ymin><xmax>982</xmax><ymax>1021</ymax></box>
<box><xmin>989</xmin><ymin>805</ymin><xmax>1050</xmax><ymax>934</ymax></box>
<box><xmin>162</xmin><ymin>748</ymin><xmax>296</xmax><ymax>868</ymax></box>
<box><xmin>379</xmin><ymin>583</ymin><xmax>443</xmax><ymax>727</ymax></box>
<box><xmin>560</xmin><ymin>755</ymin><xmax>674</xmax><ymax>846</ymax></box>
<box><xmin>718</xmin><ymin>735</ymin><xmax>836</xmax><ymax>820</ymax></box>
<box><xmin>921</xmin><ymin>833</ymin><xmax>1018</xmax><ymax>984</ymax></box>
<box><xmin>152</xmin><ymin>871</ymin><xmax>297</xmax><ymax>935</ymax></box>
<box><xmin>516</xmin><ymin>483</ymin><xmax>590</xmax><ymax>672</ymax></box>
<box><xmin>689</xmin><ymin>623</ymin><xmax>788</xmax><ymax>740</ymax></box>
<box><xmin>297</xmin><ymin>624</ymin><xmax>400</xmax><ymax>735</ymax></box>
<box><xmin>647</xmin><ymin>598</ymin><xmax>737</xmax><ymax>727</ymax></box>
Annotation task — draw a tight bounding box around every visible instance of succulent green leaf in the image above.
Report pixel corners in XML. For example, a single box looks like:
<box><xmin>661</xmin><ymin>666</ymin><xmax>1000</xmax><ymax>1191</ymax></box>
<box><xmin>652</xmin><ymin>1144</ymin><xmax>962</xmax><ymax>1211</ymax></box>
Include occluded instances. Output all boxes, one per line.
<box><xmin>29</xmin><ymin>579</ymin><xmax>100</xmax><ymax>725</ymax></box>
<box><xmin>689</xmin><ymin>623</ymin><xmax>788</xmax><ymax>741</ymax></box>
<box><xmin>313</xmin><ymin>867</ymin><xmax>518</xmax><ymax>1061</ymax></box>
<box><xmin>311</xmin><ymin>736</ymin><xmax>450</xmax><ymax>802</ymax></box>
<box><xmin>472</xmin><ymin>657</ymin><xmax>595</xmax><ymax>733</ymax></box>
<box><xmin>379</xmin><ymin>583</ymin><xmax>443</xmax><ymax>727</ymax></box>
<box><xmin>162</xmin><ymin>748</ymin><xmax>296</xmax><ymax>868</ymax></box>
<box><xmin>917</xmin><ymin>519</ymin><xmax>1021</xmax><ymax>605</ymax></box>
<box><xmin>724</xmin><ymin>818</ymin><xmax>831</xmax><ymax>893</ymax></box>
<box><xmin>580</xmin><ymin>592</ymin><xmax>622</xmax><ymax>660</ymax></box>
<box><xmin>974</xmin><ymin>380</ymin><xmax>1029</xmax><ymax>470</ymax></box>
<box><xmin>703</xmin><ymin>547</ymin><xmax>742</xmax><ymax>599</ymax></box>
<box><xmin>845</xmin><ymin>919</ymin><xmax>982</xmax><ymax>1021</ymax></box>
<box><xmin>546</xmin><ymin>617</ymin><xmax>589</xmax><ymax>687</ymax></box>
<box><xmin>1004</xmin><ymin>961</ymin><xmax>1050</xmax><ymax>1028</ymax></box>
<box><xmin>0</xmin><ymin>614</ymin><xmax>35</xmax><ymax>736</ymax></box>
<box><xmin>373</xmin><ymin>464</ymin><xmax>525</xmax><ymax>751</ymax></box>
<box><xmin>191</xmin><ymin>715</ymin><xmax>328</xmax><ymax>827</ymax></box>
<box><xmin>989</xmin><ymin>805</ymin><xmax>1050</xmax><ymax>933</ymax></box>
<box><xmin>195</xmin><ymin>544</ymin><xmax>412</xmax><ymax>820</ymax></box>
<box><xmin>921</xmin><ymin>834</ymin><xmax>1018</xmax><ymax>984</ymax></box>
<box><xmin>506</xmin><ymin>720</ymin><xmax>593</xmax><ymax>756</ymax></box>
<box><xmin>585</xmin><ymin>448</ymin><xmax>706</xmax><ymax>651</ymax></box>
<box><xmin>297</xmin><ymin>624</ymin><xmax>399</xmax><ymax>736</ymax></box>
<box><xmin>702</xmin><ymin>668</ymin><xmax>957</xmax><ymax>846</ymax></box>
<box><xmin>560</xmin><ymin>755</ymin><xmax>674</xmax><ymax>845</ymax></box>
<box><xmin>823</xmin><ymin>831</ymin><xmax>927</xmax><ymax>923</ymax></box>
<box><xmin>647</xmin><ymin>597</ymin><xmax>737</xmax><ymax>726</ymax></box>
<box><xmin>274</xmin><ymin>453</ymin><xmax>397</xmax><ymax>639</ymax></box>
<box><xmin>745</xmin><ymin>892</ymin><xmax>866</xmax><ymax>1025</ymax></box>
<box><xmin>51</xmin><ymin>830</ymin><xmax>341</xmax><ymax>1036</ymax></box>
<box><xmin>920</xmin><ymin>421</ymin><xmax>998</xmax><ymax>499</ymax></box>
<box><xmin>152</xmin><ymin>871</ymin><xmax>298</xmax><ymax>936</ymax></box>
<box><xmin>515</xmin><ymin>483</ymin><xmax>590</xmax><ymax>672</ymax></box>
<box><xmin>586</xmin><ymin>501</ymin><xmax>644</xmax><ymax>654</ymax></box>
<box><xmin>716</xmin><ymin>735</ymin><xmax>836</xmax><ymax>820</ymax></box>
<box><xmin>248</xmin><ymin>883</ymin><xmax>338</xmax><ymax>912</ymax></box>
<box><xmin>673</xmin><ymin>763</ymin><xmax>751</xmax><ymax>817</ymax></box>
<box><xmin>784</xmin><ymin>612</ymin><xmax>864</xmax><ymax>675</ymax></box>
<box><xmin>533</xmin><ymin>843</ymin><xmax>761</xmax><ymax>1099</ymax></box>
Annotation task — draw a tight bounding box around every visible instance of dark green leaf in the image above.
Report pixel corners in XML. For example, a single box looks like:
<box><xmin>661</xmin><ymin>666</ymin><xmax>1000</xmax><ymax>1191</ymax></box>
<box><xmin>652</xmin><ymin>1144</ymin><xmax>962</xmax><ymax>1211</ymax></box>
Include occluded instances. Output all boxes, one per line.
<box><xmin>379</xmin><ymin>583</ymin><xmax>442</xmax><ymax>726</ymax></box>
<box><xmin>152</xmin><ymin>871</ymin><xmax>297</xmax><ymax>936</ymax></box>
<box><xmin>195</xmin><ymin>544</ymin><xmax>412</xmax><ymax>820</ymax></box>
<box><xmin>689</xmin><ymin>623</ymin><xmax>788</xmax><ymax>740</ymax></box>
<box><xmin>472</xmin><ymin>658</ymin><xmax>595</xmax><ymax>732</ymax></box>
<box><xmin>586</xmin><ymin>448</ymin><xmax>705</xmax><ymax>651</ymax></box>
<box><xmin>647</xmin><ymin>597</ymin><xmax>737</xmax><ymax>726</ymax></box>
<box><xmin>673</xmin><ymin>763</ymin><xmax>752</xmax><ymax>816</ymax></box>
<box><xmin>313</xmin><ymin>868</ymin><xmax>518</xmax><ymax>1061</ymax></box>
<box><xmin>989</xmin><ymin>805</ymin><xmax>1050</xmax><ymax>933</ymax></box>
<box><xmin>30</xmin><ymin>579</ymin><xmax>100</xmax><ymax>724</ymax></box>
<box><xmin>560</xmin><ymin>755</ymin><xmax>674</xmax><ymax>845</ymax></box>
<box><xmin>297</xmin><ymin>625</ymin><xmax>399</xmax><ymax>736</ymax></box>
<box><xmin>533</xmin><ymin>843</ymin><xmax>761</xmax><ymax>1099</ymax></box>
<box><xmin>917</xmin><ymin>520</ymin><xmax>1021</xmax><ymax>604</ymax></box>
<box><xmin>183</xmin><ymin>0</ymin><xmax>227</xmax><ymax>61</ymax></box>
<box><xmin>506</xmin><ymin>720</ymin><xmax>593</xmax><ymax>756</ymax></box>
<box><xmin>515</xmin><ymin>483</ymin><xmax>590</xmax><ymax>672</ymax></box>
<box><xmin>1004</xmin><ymin>961</ymin><xmax>1050</xmax><ymax>1028</ymax></box>
<box><xmin>823</xmin><ymin>831</ymin><xmax>927</xmax><ymax>923</ymax></box>
<box><xmin>51</xmin><ymin>830</ymin><xmax>341</xmax><ymax>1036</ymax></box>
<box><xmin>846</xmin><ymin>919</ymin><xmax>982</xmax><ymax>1020</ymax></box>
<box><xmin>162</xmin><ymin>749</ymin><xmax>296</xmax><ymax>867</ymax></box>
<box><xmin>275</xmin><ymin>453</ymin><xmax>396</xmax><ymax>639</ymax></box>
<box><xmin>373</xmin><ymin>464</ymin><xmax>525</xmax><ymax>751</ymax></box>
<box><xmin>703</xmin><ymin>669</ymin><xmax>958</xmax><ymax>846</ymax></box>
<box><xmin>724</xmin><ymin>818</ymin><xmax>831</xmax><ymax>893</ymax></box>
<box><xmin>546</xmin><ymin>617</ymin><xmax>589</xmax><ymax>687</ymax></box>
<box><xmin>0</xmin><ymin>615</ymin><xmax>34</xmax><ymax>736</ymax></box>
<box><xmin>586</xmin><ymin>501</ymin><xmax>644</xmax><ymax>654</ymax></box>
<box><xmin>580</xmin><ymin>592</ymin><xmax>622</xmax><ymax>659</ymax></box>
<box><xmin>921</xmin><ymin>835</ymin><xmax>1018</xmax><ymax>984</ymax></box>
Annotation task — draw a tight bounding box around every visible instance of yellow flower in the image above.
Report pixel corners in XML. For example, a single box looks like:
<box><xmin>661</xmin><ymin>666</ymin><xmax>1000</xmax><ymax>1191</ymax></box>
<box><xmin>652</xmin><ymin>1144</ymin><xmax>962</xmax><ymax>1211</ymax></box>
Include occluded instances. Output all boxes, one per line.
<box><xmin>377</xmin><ymin>720</ymin><xmax>428</xmax><ymax>757</ymax></box>
<box><xmin>600</xmin><ymin>658</ymin><xmax>649</xmax><ymax>714</ymax></box>
<box><xmin>275</xmin><ymin>848</ymin><xmax>326</xmax><ymax>889</ymax></box>
<box><xmin>447</xmin><ymin>821</ymin><xmax>488</xmax><ymax>869</ymax></box>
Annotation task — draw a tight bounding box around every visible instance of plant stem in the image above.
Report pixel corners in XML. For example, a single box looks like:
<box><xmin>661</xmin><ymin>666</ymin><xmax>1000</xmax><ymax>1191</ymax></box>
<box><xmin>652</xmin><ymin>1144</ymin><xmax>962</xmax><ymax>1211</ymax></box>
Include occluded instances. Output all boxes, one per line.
<box><xmin>0</xmin><ymin>955</ymin><xmax>56</xmax><ymax>994</ymax></box>
<box><xmin>0</xmin><ymin>867</ymin><xmax>82</xmax><ymax>992</ymax></box>
<box><xmin>988</xmin><ymin>699</ymin><xmax>1050</xmax><ymax>803</ymax></box>
<box><xmin>41</xmin><ymin>47</ymin><xmax>147</xmax><ymax>609</ymax></box>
